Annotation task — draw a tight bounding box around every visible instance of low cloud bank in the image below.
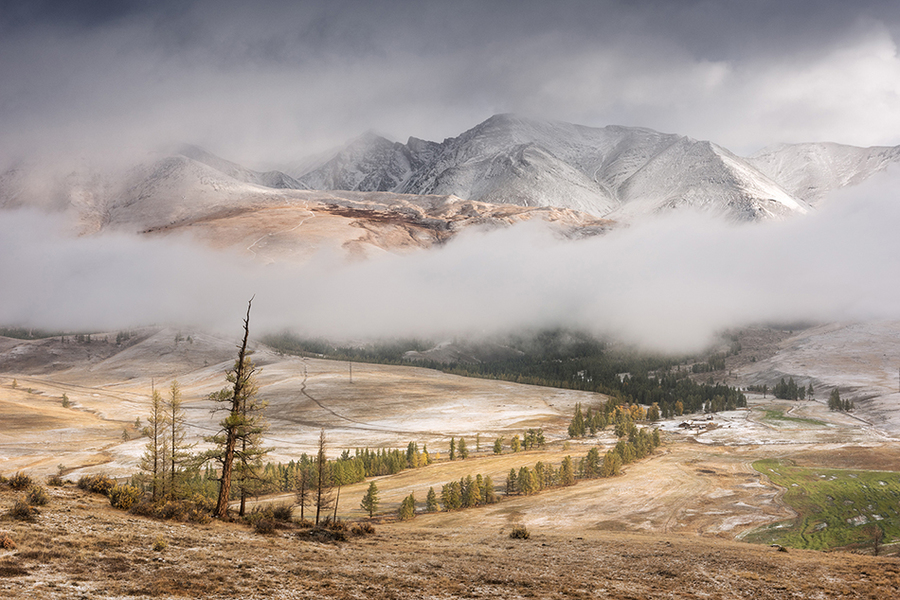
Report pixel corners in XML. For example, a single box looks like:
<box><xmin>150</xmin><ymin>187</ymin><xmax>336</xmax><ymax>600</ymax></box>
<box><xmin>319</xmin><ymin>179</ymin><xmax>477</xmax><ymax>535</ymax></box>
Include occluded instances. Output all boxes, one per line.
<box><xmin>2</xmin><ymin>169</ymin><xmax>899</xmax><ymax>353</ymax></box>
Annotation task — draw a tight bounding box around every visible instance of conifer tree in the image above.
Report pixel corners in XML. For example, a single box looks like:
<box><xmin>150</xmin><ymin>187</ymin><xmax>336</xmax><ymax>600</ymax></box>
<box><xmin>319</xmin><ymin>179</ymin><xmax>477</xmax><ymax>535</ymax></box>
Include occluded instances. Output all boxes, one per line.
<box><xmin>139</xmin><ymin>384</ymin><xmax>167</xmax><ymax>502</ymax></box>
<box><xmin>426</xmin><ymin>487</ymin><xmax>438</xmax><ymax>512</ymax></box>
<box><xmin>601</xmin><ymin>450</ymin><xmax>621</xmax><ymax>477</ymax></box>
<box><xmin>205</xmin><ymin>300</ymin><xmax>269</xmax><ymax>519</ymax></box>
<box><xmin>441</xmin><ymin>481</ymin><xmax>461</xmax><ymax>510</ymax></box>
<box><xmin>449</xmin><ymin>437</ymin><xmax>456</xmax><ymax>461</ymax></box>
<box><xmin>360</xmin><ymin>481</ymin><xmax>379</xmax><ymax>518</ymax></box>
<box><xmin>510</xmin><ymin>434</ymin><xmax>521</xmax><ymax>452</ymax></box>
<box><xmin>398</xmin><ymin>493</ymin><xmax>416</xmax><ymax>520</ymax></box>
<box><xmin>518</xmin><ymin>466</ymin><xmax>535</xmax><ymax>495</ymax></box>
<box><xmin>458</xmin><ymin>437</ymin><xmax>469</xmax><ymax>459</ymax></box>
<box><xmin>482</xmin><ymin>475</ymin><xmax>497</xmax><ymax>504</ymax></box>
<box><xmin>463</xmin><ymin>474</ymin><xmax>480</xmax><ymax>507</ymax></box>
<box><xmin>165</xmin><ymin>380</ymin><xmax>193</xmax><ymax>500</ymax></box>
<box><xmin>568</xmin><ymin>403</ymin><xmax>586</xmax><ymax>437</ymax></box>
<box><xmin>295</xmin><ymin>466</ymin><xmax>311</xmax><ymax>522</ymax></box>
<box><xmin>314</xmin><ymin>428</ymin><xmax>333</xmax><ymax>525</ymax></box>
<box><xmin>560</xmin><ymin>456</ymin><xmax>575</xmax><ymax>486</ymax></box>
<box><xmin>829</xmin><ymin>388</ymin><xmax>842</xmax><ymax>411</ymax></box>
<box><xmin>493</xmin><ymin>437</ymin><xmax>503</xmax><ymax>454</ymax></box>
<box><xmin>506</xmin><ymin>468</ymin><xmax>517</xmax><ymax>495</ymax></box>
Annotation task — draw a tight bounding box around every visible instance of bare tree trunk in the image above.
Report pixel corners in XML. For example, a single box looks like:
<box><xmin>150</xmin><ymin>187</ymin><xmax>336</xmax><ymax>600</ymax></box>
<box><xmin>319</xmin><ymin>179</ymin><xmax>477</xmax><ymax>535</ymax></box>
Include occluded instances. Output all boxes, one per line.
<box><xmin>214</xmin><ymin>299</ymin><xmax>253</xmax><ymax>519</ymax></box>
<box><xmin>315</xmin><ymin>428</ymin><xmax>327</xmax><ymax>526</ymax></box>
<box><xmin>332</xmin><ymin>484</ymin><xmax>341</xmax><ymax>523</ymax></box>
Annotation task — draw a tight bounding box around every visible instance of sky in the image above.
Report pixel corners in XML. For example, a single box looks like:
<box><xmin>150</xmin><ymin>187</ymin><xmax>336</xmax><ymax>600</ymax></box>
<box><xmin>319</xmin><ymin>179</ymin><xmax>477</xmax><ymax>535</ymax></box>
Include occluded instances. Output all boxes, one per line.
<box><xmin>2</xmin><ymin>0</ymin><xmax>900</xmax><ymax>168</ymax></box>
<box><xmin>2</xmin><ymin>0</ymin><xmax>900</xmax><ymax>353</ymax></box>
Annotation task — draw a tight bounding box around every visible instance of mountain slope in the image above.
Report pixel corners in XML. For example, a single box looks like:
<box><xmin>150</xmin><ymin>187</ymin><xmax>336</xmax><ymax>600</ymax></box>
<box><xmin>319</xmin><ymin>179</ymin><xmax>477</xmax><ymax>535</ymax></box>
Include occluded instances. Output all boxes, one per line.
<box><xmin>177</xmin><ymin>144</ymin><xmax>305</xmax><ymax>190</ymax></box>
<box><xmin>298</xmin><ymin>114</ymin><xmax>811</xmax><ymax>222</ymax></box>
<box><xmin>748</xmin><ymin>142</ymin><xmax>900</xmax><ymax>205</ymax></box>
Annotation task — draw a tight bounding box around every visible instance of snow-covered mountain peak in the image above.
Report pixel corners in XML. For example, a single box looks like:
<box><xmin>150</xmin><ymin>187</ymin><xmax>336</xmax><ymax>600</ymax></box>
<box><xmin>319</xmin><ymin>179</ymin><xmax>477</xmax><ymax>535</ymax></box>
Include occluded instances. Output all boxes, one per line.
<box><xmin>297</xmin><ymin>114</ymin><xmax>823</xmax><ymax>222</ymax></box>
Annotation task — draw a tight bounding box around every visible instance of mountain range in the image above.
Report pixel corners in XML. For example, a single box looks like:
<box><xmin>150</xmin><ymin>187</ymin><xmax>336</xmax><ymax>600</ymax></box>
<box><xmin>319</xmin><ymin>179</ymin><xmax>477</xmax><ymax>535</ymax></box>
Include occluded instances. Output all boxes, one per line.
<box><xmin>2</xmin><ymin>114</ymin><xmax>899</xmax><ymax>258</ymax></box>
<box><xmin>295</xmin><ymin>114</ymin><xmax>900</xmax><ymax>222</ymax></box>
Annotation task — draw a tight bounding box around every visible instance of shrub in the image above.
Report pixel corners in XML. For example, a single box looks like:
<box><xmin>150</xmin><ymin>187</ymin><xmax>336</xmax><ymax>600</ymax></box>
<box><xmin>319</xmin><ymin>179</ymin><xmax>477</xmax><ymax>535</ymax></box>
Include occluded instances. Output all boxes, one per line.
<box><xmin>351</xmin><ymin>522</ymin><xmax>376</xmax><ymax>536</ymax></box>
<box><xmin>46</xmin><ymin>473</ymin><xmax>65</xmax><ymax>487</ymax></box>
<box><xmin>0</xmin><ymin>534</ymin><xmax>15</xmax><ymax>550</ymax></box>
<box><xmin>509</xmin><ymin>524</ymin><xmax>530</xmax><ymax>539</ymax></box>
<box><xmin>130</xmin><ymin>496</ymin><xmax>212</xmax><ymax>524</ymax></box>
<box><xmin>9</xmin><ymin>499</ymin><xmax>38</xmax><ymax>521</ymax></box>
<box><xmin>0</xmin><ymin>474</ymin><xmax>7</xmax><ymax>485</ymax></box>
<box><xmin>329</xmin><ymin>519</ymin><xmax>349</xmax><ymax>532</ymax></box>
<box><xmin>109</xmin><ymin>485</ymin><xmax>142</xmax><ymax>510</ymax></box>
<box><xmin>272</xmin><ymin>504</ymin><xmax>294</xmax><ymax>521</ymax></box>
<box><xmin>254</xmin><ymin>518</ymin><xmax>276</xmax><ymax>535</ymax></box>
<box><xmin>77</xmin><ymin>474</ymin><xmax>115</xmax><ymax>496</ymax></box>
<box><xmin>26</xmin><ymin>486</ymin><xmax>49</xmax><ymax>506</ymax></box>
<box><xmin>9</xmin><ymin>472</ymin><xmax>32</xmax><ymax>491</ymax></box>
<box><xmin>294</xmin><ymin>518</ymin><xmax>314</xmax><ymax>529</ymax></box>
<box><xmin>152</xmin><ymin>536</ymin><xmax>167</xmax><ymax>552</ymax></box>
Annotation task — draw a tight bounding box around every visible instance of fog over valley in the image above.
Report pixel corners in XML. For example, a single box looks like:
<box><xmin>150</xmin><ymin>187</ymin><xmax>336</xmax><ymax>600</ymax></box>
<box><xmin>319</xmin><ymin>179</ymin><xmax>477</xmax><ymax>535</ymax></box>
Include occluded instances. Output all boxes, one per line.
<box><xmin>2</xmin><ymin>165</ymin><xmax>898</xmax><ymax>352</ymax></box>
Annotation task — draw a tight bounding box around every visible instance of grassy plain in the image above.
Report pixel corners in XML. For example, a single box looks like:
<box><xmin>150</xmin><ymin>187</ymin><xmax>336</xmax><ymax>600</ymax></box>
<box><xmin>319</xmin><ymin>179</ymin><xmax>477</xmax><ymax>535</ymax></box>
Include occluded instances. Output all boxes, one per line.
<box><xmin>747</xmin><ymin>459</ymin><xmax>900</xmax><ymax>551</ymax></box>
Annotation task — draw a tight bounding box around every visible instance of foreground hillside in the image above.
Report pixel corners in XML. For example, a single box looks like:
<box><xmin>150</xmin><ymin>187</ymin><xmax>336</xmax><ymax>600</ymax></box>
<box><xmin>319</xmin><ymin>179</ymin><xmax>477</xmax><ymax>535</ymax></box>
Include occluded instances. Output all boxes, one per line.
<box><xmin>1</xmin><ymin>483</ymin><xmax>898</xmax><ymax>600</ymax></box>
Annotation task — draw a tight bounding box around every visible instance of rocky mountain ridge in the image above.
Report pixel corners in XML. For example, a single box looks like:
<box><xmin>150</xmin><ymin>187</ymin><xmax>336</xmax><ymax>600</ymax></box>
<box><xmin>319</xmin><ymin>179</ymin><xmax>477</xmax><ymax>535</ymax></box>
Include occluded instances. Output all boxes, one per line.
<box><xmin>295</xmin><ymin>114</ymin><xmax>900</xmax><ymax>222</ymax></box>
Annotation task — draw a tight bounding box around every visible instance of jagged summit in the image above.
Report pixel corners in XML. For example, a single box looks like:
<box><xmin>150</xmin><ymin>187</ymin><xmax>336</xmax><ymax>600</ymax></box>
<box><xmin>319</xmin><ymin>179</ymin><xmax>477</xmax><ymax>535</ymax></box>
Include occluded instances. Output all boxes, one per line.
<box><xmin>296</xmin><ymin>114</ymin><xmax>836</xmax><ymax>222</ymax></box>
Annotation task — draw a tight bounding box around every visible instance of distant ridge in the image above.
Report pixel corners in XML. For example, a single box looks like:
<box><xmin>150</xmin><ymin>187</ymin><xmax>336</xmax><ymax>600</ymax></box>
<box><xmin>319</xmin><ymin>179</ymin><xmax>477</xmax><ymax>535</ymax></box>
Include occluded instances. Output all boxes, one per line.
<box><xmin>295</xmin><ymin>114</ymin><xmax>900</xmax><ymax>222</ymax></box>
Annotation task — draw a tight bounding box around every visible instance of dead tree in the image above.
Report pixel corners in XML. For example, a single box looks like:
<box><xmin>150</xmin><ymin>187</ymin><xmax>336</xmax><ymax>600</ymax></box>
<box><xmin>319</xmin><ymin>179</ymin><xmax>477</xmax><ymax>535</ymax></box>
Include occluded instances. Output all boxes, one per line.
<box><xmin>206</xmin><ymin>299</ymin><xmax>263</xmax><ymax>519</ymax></box>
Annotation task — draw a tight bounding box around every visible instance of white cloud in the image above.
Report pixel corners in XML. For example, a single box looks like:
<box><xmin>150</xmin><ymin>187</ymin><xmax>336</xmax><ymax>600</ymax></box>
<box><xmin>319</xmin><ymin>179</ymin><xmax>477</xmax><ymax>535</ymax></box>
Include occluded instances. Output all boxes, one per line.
<box><xmin>4</xmin><ymin>167</ymin><xmax>899</xmax><ymax>353</ymax></box>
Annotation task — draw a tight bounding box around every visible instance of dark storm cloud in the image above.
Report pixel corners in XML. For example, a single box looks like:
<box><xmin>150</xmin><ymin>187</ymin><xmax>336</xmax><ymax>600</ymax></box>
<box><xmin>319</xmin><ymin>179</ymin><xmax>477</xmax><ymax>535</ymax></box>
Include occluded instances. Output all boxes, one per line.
<box><xmin>2</xmin><ymin>0</ymin><xmax>900</xmax><ymax>169</ymax></box>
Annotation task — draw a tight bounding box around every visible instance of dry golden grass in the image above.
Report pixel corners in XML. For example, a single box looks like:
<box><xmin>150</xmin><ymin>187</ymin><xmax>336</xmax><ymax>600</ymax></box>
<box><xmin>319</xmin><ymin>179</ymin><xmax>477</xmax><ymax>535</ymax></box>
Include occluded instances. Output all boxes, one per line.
<box><xmin>1</xmin><ymin>484</ymin><xmax>899</xmax><ymax>599</ymax></box>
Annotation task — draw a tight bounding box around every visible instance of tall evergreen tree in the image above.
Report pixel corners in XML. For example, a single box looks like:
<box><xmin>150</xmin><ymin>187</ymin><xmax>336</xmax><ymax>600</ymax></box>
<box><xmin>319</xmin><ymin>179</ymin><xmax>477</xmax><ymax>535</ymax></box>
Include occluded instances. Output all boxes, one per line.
<box><xmin>139</xmin><ymin>384</ymin><xmax>166</xmax><ymax>502</ymax></box>
<box><xmin>426</xmin><ymin>486</ymin><xmax>439</xmax><ymax>512</ymax></box>
<box><xmin>506</xmin><ymin>468</ymin><xmax>517</xmax><ymax>495</ymax></box>
<box><xmin>482</xmin><ymin>475</ymin><xmax>497</xmax><ymax>504</ymax></box>
<box><xmin>458</xmin><ymin>437</ymin><xmax>469</xmax><ymax>459</ymax></box>
<box><xmin>360</xmin><ymin>481</ymin><xmax>379</xmax><ymax>518</ymax></box>
<box><xmin>205</xmin><ymin>300</ymin><xmax>268</xmax><ymax>519</ymax></box>
<box><xmin>560</xmin><ymin>456</ymin><xmax>575</xmax><ymax>486</ymax></box>
<box><xmin>314</xmin><ymin>428</ymin><xmax>333</xmax><ymax>525</ymax></box>
<box><xmin>398</xmin><ymin>493</ymin><xmax>416</xmax><ymax>520</ymax></box>
<box><xmin>165</xmin><ymin>379</ymin><xmax>193</xmax><ymax>500</ymax></box>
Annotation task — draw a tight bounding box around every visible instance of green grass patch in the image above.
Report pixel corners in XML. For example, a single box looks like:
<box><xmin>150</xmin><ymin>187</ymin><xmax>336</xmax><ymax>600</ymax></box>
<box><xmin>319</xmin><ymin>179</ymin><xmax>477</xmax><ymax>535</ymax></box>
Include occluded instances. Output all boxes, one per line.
<box><xmin>759</xmin><ymin>409</ymin><xmax>827</xmax><ymax>428</ymax></box>
<box><xmin>745</xmin><ymin>459</ymin><xmax>900</xmax><ymax>551</ymax></box>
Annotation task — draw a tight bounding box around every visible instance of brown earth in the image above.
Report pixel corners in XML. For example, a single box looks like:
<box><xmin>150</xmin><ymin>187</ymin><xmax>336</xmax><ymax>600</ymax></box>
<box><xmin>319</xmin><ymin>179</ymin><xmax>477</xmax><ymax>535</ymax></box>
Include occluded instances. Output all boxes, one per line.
<box><xmin>1</xmin><ymin>484</ymin><xmax>899</xmax><ymax>600</ymax></box>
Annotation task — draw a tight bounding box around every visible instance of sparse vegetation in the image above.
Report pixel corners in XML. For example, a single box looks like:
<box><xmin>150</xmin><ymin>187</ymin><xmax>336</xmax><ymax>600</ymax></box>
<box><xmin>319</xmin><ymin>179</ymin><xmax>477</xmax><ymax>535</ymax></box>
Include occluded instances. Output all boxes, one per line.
<box><xmin>509</xmin><ymin>524</ymin><xmax>530</xmax><ymax>539</ymax></box>
<box><xmin>8</xmin><ymin>499</ymin><xmax>38</xmax><ymax>521</ymax></box>
<box><xmin>0</xmin><ymin>533</ymin><xmax>15</xmax><ymax>549</ymax></box>
<box><xmin>25</xmin><ymin>486</ymin><xmax>49</xmax><ymax>506</ymax></box>
<box><xmin>9</xmin><ymin>472</ymin><xmax>32</xmax><ymax>491</ymax></box>
<box><xmin>108</xmin><ymin>484</ymin><xmax>141</xmax><ymax>510</ymax></box>
<box><xmin>78</xmin><ymin>473</ymin><xmax>116</xmax><ymax>496</ymax></box>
